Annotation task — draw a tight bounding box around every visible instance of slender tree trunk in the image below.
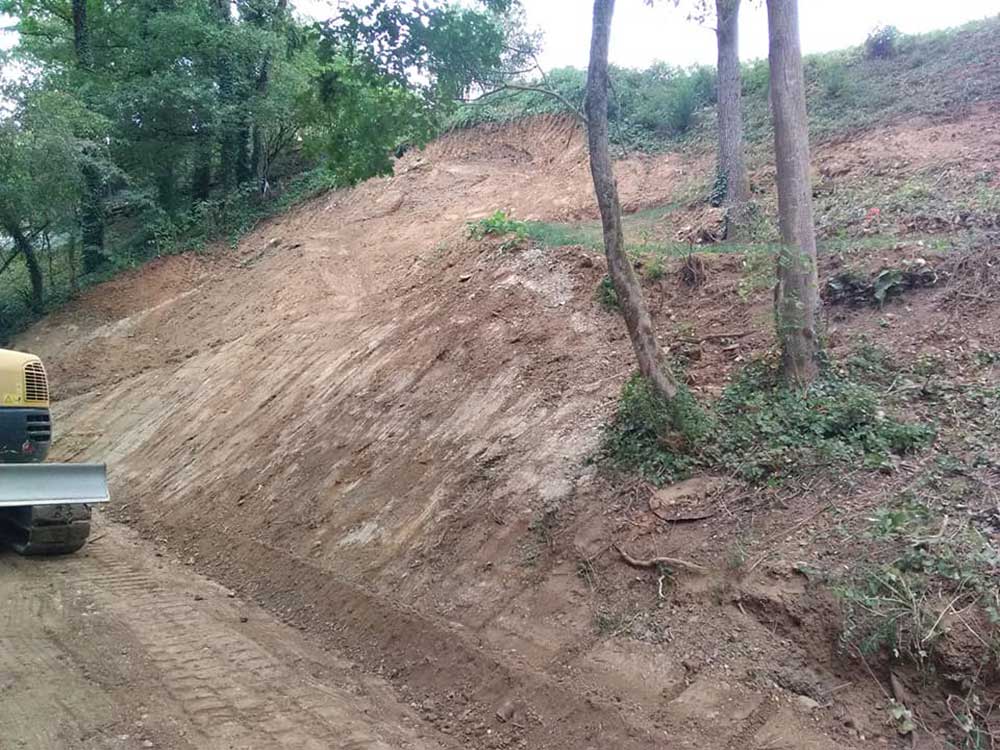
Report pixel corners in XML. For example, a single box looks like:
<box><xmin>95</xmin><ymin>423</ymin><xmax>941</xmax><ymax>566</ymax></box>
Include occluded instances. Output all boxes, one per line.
<box><xmin>715</xmin><ymin>0</ymin><xmax>750</xmax><ymax>212</ymax></box>
<box><xmin>72</xmin><ymin>0</ymin><xmax>106</xmax><ymax>273</ymax></box>
<box><xmin>248</xmin><ymin>0</ymin><xmax>287</xmax><ymax>195</ymax></box>
<box><xmin>215</xmin><ymin>0</ymin><xmax>239</xmax><ymax>191</ymax></box>
<box><xmin>7</xmin><ymin>223</ymin><xmax>44</xmax><ymax>312</ymax></box>
<box><xmin>80</xmin><ymin>164</ymin><xmax>105</xmax><ymax>272</ymax></box>
<box><xmin>67</xmin><ymin>232</ymin><xmax>79</xmax><ymax>293</ymax></box>
<box><xmin>586</xmin><ymin>0</ymin><xmax>681</xmax><ymax>403</ymax></box>
<box><xmin>72</xmin><ymin>0</ymin><xmax>88</xmax><ymax>64</ymax></box>
<box><xmin>157</xmin><ymin>161</ymin><xmax>179</xmax><ymax>215</ymax></box>
<box><xmin>192</xmin><ymin>131</ymin><xmax>213</xmax><ymax>203</ymax></box>
<box><xmin>236</xmin><ymin>124</ymin><xmax>252</xmax><ymax>185</ymax></box>
<box><xmin>766</xmin><ymin>0</ymin><xmax>821</xmax><ymax>386</ymax></box>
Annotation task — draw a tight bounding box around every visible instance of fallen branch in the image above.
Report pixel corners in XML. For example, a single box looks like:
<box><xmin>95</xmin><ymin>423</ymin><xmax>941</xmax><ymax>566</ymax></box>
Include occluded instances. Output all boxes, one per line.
<box><xmin>678</xmin><ymin>331</ymin><xmax>753</xmax><ymax>344</ymax></box>
<box><xmin>649</xmin><ymin>506</ymin><xmax>717</xmax><ymax>524</ymax></box>
<box><xmin>614</xmin><ymin>544</ymin><xmax>708</xmax><ymax>575</ymax></box>
<box><xmin>465</xmin><ymin>83</ymin><xmax>587</xmax><ymax>125</ymax></box>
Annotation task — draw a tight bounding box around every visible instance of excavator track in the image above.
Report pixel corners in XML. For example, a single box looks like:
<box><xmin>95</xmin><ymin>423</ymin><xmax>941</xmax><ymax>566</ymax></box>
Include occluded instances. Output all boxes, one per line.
<box><xmin>0</xmin><ymin>504</ymin><xmax>92</xmax><ymax>555</ymax></box>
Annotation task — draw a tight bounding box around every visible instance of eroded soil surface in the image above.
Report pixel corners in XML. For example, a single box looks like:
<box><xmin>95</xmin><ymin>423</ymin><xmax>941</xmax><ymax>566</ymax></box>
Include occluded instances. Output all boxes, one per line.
<box><xmin>0</xmin><ymin>517</ymin><xmax>450</xmax><ymax>750</ymax></box>
<box><xmin>8</xmin><ymin>112</ymin><xmax>999</xmax><ymax>748</ymax></box>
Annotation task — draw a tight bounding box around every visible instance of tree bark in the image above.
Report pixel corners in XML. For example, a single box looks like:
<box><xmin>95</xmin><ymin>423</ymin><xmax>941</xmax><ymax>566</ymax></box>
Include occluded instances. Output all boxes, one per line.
<box><xmin>249</xmin><ymin>0</ymin><xmax>287</xmax><ymax>195</ymax></box>
<box><xmin>71</xmin><ymin>0</ymin><xmax>89</xmax><ymax>66</ymax></box>
<box><xmin>191</xmin><ymin>132</ymin><xmax>213</xmax><ymax>203</ymax></box>
<box><xmin>715</xmin><ymin>0</ymin><xmax>750</xmax><ymax>210</ymax></box>
<box><xmin>6</xmin><ymin>222</ymin><xmax>44</xmax><ymax>312</ymax></box>
<box><xmin>766</xmin><ymin>0</ymin><xmax>821</xmax><ymax>386</ymax></box>
<box><xmin>586</xmin><ymin>0</ymin><xmax>681</xmax><ymax>403</ymax></box>
<box><xmin>80</xmin><ymin>164</ymin><xmax>105</xmax><ymax>272</ymax></box>
<box><xmin>72</xmin><ymin>0</ymin><xmax>106</xmax><ymax>273</ymax></box>
<box><xmin>215</xmin><ymin>0</ymin><xmax>239</xmax><ymax>191</ymax></box>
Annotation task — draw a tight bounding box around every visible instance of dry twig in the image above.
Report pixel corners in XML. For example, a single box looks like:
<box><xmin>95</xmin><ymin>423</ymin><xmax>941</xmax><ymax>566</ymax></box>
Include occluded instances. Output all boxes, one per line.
<box><xmin>614</xmin><ymin>544</ymin><xmax>708</xmax><ymax>575</ymax></box>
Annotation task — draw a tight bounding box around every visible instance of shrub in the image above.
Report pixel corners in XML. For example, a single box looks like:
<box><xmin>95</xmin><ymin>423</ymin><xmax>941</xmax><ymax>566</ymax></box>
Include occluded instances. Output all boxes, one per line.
<box><xmin>820</xmin><ymin>62</ymin><xmax>850</xmax><ymax>99</ymax></box>
<box><xmin>837</xmin><ymin>500</ymin><xmax>1000</xmax><ymax>663</ymax></box>
<box><xmin>468</xmin><ymin>210</ymin><xmax>527</xmax><ymax>239</ymax></box>
<box><xmin>865</xmin><ymin>25</ymin><xmax>900</xmax><ymax>60</ymax></box>
<box><xmin>631</xmin><ymin>65</ymin><xmax>714</xmax><ymax>136</ymax></box>
<box><xmin>599</xmin><ymin>373</ymin><xmax>708</xmax><ymax>485</ymax></box>
<box><xmin>596</xmin><ymin>274</ymin><xmax>620</xmax><ymax>311</ymax></box>
<box><xmin>710</xmin><ymin>363</ymin><xmax>934</xmax><ymax>482</ymax></box>
<box><xmin>741</xmin><ymin>59</ymin><xmax>770</xmax><ymax>97</ymax></box>
<box><xmin>600</xmin><ymin>355</ymin><xmax>935</xmax><ymax>486</ymax></box>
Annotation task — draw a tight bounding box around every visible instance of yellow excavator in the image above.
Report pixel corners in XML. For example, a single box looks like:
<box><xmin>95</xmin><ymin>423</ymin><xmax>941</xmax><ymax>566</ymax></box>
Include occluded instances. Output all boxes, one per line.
<box><xmin>0</xmin><ymin>348</ymin><xmax>108</xmax><ymax>555</ymax></box>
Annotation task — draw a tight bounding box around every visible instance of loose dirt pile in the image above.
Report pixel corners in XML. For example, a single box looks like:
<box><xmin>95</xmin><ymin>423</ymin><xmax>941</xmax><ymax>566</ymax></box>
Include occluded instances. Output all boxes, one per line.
<box><xmin>18</xmin><ymin>111</ymin><xmax>999</xmax><ymax>749</ymax></box>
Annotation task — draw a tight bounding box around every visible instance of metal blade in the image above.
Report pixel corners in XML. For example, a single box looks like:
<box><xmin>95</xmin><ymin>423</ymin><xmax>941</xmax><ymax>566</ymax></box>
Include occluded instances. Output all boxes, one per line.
<box><xmin>0</xmin><ymin>464</ymin><xmax>109</xmax><ymax>508</ymax></box>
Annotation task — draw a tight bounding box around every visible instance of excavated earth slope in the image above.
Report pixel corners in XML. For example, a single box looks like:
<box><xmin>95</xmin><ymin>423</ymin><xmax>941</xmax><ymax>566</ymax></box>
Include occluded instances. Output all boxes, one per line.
<box><xmin>18</xmin><ymin>111</ymin><xmax>1000</xmax><ymax>749</ymax></box>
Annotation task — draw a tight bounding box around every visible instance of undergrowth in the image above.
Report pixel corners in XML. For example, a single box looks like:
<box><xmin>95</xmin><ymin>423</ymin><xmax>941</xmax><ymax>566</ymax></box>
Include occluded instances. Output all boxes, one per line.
<box><xmin>0</xmin><ymin>168</ymin><xmax>338</xmax><ymax>345</ymax></box>
<box><xmin>468</xmin><ymin>210</ymin><xmax>528</xmax><ymax>240</ymax></box>
<box><xmin>446</xmin><ymin>18</ymin><xmax>1000</xmax><ymax>153</ymax></box>
<box><xmin>836</xmin><ymin>500</ymin><xmax>1000</xmax><ymax>667</ymax></box>
<box><xmin>600</xmin><ymin>356</ymin><xmax>935</xmax><ymax>486</ymax></box>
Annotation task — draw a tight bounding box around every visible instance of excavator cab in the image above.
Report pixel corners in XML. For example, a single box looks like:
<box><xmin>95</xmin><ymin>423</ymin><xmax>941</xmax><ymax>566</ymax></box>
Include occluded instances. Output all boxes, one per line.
<box><xmin>0</xmin><ymin>348</ymin><xmax>109</xmax><ymax>554</ymax></box>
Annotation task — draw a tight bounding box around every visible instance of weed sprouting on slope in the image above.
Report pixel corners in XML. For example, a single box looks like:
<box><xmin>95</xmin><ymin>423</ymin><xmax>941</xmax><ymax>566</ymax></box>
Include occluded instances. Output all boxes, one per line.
<box><xmin>710</xmin><ymin>363</ymin><xmax>934</xmax><ymax>482</ymax></box>
<box><xmin>599</xmin><ymin>373</ymin><xmax>709</xmax><ymax>485</ymax></box>
<box><xmin>836</xmin><ymin>499</ymin><xmax>1000</xmax><ymax>666</ymax></box>
<box><xmin>600</xmin><ymin>356</ymin><xmax>935</xmax><ymax>486</ymax></box>
<box><xmin>467</xmin><ymin>210</ymin><xmax>528</xmax><ymax>240</ymax></box>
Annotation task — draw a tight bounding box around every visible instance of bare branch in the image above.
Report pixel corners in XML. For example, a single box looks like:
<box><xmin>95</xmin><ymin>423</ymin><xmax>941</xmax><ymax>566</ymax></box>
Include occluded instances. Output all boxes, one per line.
<box><xmin>465</xmin><ymin>83</ymin><xmax>587</xmax><ymax>125</ymax></box>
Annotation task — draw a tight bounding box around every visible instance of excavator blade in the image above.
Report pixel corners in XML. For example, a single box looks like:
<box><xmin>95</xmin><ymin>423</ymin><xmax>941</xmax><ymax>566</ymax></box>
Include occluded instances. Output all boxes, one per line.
<box><xmin>0</xmin><ymin>464</ymin><xmax>108</xmax><ymax>555</ymax></box>
<box><xmin>0</xmin><ymin>464</ymin><xmax>109</xmax><ymax>508</ymax></box>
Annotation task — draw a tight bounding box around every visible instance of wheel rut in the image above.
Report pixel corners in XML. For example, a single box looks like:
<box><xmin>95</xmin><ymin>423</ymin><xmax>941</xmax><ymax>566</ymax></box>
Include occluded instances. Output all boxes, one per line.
<box><xmin>0</xmin><ymin>528</ymin><xmax>452</xmax><ymax>750</ymax></box>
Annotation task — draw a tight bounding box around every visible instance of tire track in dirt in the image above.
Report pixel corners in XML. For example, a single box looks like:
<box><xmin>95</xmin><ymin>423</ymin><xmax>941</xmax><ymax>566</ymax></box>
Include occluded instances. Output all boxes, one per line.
<box><xmin>0</xmin><ymin>530</ymin><xmax>454</xmax><ymax>750</ymax></box>
<box><xmin>76</xmin><ymin>544</ymin><xmax>450</xmax><ymax>750</ymax></box>
<box><xmin>179</xmin><ymin>533</ymin><xmax>673</xmax><ymax>749</ymax></box>
<box><xmin>0</xmin><ymin>563</ymin><xmax>119</xmax><ymax>750</ymax></box>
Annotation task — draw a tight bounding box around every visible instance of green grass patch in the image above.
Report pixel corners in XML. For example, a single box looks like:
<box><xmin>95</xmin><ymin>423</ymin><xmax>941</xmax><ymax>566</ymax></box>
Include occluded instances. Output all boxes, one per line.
<box><xmin>600</xmin><ymin>355</ymin><xmax>935</xmax><ymax>486</ymax></box>
<box><xmin>468</xmin><ymin>210</ymin><xmax>529</xmax><ymax>240</ymax></box>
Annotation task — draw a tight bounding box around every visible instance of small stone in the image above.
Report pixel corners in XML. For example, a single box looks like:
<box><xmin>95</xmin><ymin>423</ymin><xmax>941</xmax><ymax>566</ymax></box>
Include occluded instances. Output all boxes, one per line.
<box><xmin>193</xmin><ymin>594</ymin><xmax>204</xmax><ymax>602</ymax></box>
<box><xmin>796</xmin><ymin>695</ymin><xmax>821</xmax><ymax>711</ymax></box>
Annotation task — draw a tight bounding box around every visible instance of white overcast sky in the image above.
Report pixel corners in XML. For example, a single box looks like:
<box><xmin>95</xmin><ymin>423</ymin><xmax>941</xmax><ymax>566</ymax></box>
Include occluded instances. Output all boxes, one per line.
<box><xmin>299</xmin><ymin>0</ymin><xmax>1000</xmax><ymax>69</ymax></box>
<box><xmin>3</xmin><ymin>0</ymin><xmax>998</xmax><ymax>67</ymax></box>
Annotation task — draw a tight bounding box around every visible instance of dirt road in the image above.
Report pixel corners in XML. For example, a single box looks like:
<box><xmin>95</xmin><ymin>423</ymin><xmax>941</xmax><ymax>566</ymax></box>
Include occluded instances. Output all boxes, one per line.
<box><xmin>0</xmin><ymin>515</ymin><xmax>450</xmax><ymax>750</ymax></box>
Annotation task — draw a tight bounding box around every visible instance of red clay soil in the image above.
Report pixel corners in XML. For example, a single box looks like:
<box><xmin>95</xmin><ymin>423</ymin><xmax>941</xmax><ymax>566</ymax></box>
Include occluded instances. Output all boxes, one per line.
<box><xmin>19</xmin><ymin>112</ymin><xmax>999</xmax><ymax>749</ymax></box>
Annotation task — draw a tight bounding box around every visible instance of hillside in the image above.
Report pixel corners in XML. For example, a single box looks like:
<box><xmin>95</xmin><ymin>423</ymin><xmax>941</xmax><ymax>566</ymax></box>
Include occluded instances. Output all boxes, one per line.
<box><xmin>448</xmin><ymin>16</ymin><xmax>1000</xmax><ymax>153</ymax></box>
<box><xmin>14</xmin><ymin>76</ymin><xmax>1000</xmax><ymax>749</ymax></box>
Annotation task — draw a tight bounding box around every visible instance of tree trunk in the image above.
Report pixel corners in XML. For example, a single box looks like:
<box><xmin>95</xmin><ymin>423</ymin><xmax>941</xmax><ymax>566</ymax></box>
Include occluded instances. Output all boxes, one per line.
<box><xmin>80</xmin><ymin>163</ymin><xmax>105</xmax><ymax>272</ymax></box>
<box><xmin>72</xmin><ymin>0</ymin><xmax>89</xmax><ymax>66</ymax></box>
<box><xmin>766</xmin><ymin>0</ymin><xmax>821</xmax><ymax>386</ymax></box>
<box><xmin>67</xmin><ymin>232</ymin><xmax>79</xmax><ymax>293</ymax></box>
<box><xmin>236</xmin><ymin>124</ymin><xmax>253</xmax><ymax>185</ymax></box>
<box><xmin>72</xmin><ymin>0</ymin><xmax>106</xmax><ymax>273</ymax></box>
<box><xmin>215</xmin><ymin>0</ymin><xmax>238</xmax><ymax>191</ymax></box>
<box><xmin>192</xmin><ymin>132</ymin><xmax>213</xmax><ymax>203</ymax></box>
<box><xmin>586</xmin><ymin>0</ymin><xmax>681</xmax><ymax>403</ymax></box>
<box><xmin>715</xmin><ymin>0</ymin><xmax>750</xmax><ymax>211</ymax></box>
<box><xmin>7</xmin><ymin>223</ymin><xmax>44</xmax><ymax>313</ymax></box>
<box><xmin>249</xmin><ymin>0</ymin><xmax>287</xmax><ymax>196</ymax></box>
